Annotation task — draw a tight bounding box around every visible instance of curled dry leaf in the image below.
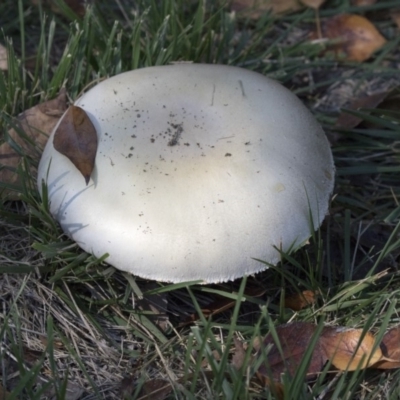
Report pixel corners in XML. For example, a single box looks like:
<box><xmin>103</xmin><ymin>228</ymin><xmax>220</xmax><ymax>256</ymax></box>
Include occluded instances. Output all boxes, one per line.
<box><xmin>374</xmin><ymin>326</ymin><xmax>400</xmax><ymax>369</ymax></box>
<box><xmin>257</xmin><ymin>322</ymin><xmax>327</xmax><ymax>381</ymax></box>
<box><xmin>321</xmin><ymin>14</ymin><xmax>387</xmax><ymax>62</ymax></box>
<box><xmin>0</xmin><ymin>43</ymin><xmax>7</xmax><ymax>70</ymax></box>
<box><xmin>284</xmin><ymin>290</ymin><xmax>319</xmax><ymax>311</ymax></box>
<box><xmin>256</xmin><ymin>321</ymin><xmax>400</xmax><ymax>393</ymax></box>
<box><xmin>320</xmin><ymin>327</ymin><xmax>382</xmax><ymax>370</ymax></box>
<box><xmin>53</xmin><ymin>105</ymin><xmax>98</xmax><ymax>185</ymax></box>
<box><xmin>0</xmin><ymin>89</ymin><xmax>67</xmax><ymax>199</ymax></box>
<box><xmin>230</xmin><ymin>0</ymin><xmax>303</xmax><ymax>19</ymax></box>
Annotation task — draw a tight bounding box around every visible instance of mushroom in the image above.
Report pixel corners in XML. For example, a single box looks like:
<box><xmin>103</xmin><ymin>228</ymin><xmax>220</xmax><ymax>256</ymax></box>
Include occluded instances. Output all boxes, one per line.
<box><xmin>37</xmin><ymin>64</ymin><xmax>334</xmax><ymax>283</ymax></box>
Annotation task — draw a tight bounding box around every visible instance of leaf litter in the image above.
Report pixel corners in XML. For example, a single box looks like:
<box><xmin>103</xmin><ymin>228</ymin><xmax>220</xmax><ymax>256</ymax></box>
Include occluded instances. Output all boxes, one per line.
<box><xmin>320</xmin><ymin>14</ymin><xmax>387</xmax><ymax>62</ymax></box>
<box><xmin>0</xmin><ymin>89</ymin><xmax>67</xmax><ymax>198</ymax></box>
<box><xmin>53</xmin><ymin>105</ymin><xmax>98</xmax><ymax>185</ymax></box>
<box><xmin>254</xmin><ymin>321</ymin><xmax>400</xmax><ymax>394</ymax></box>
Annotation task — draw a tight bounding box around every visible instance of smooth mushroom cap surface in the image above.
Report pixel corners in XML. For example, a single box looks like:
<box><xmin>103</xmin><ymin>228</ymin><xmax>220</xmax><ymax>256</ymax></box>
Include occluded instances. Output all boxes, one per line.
<box><xmin>37</xmin><ymin>64</ymin><xmax>334</xmax><ymax>283</ymax></box>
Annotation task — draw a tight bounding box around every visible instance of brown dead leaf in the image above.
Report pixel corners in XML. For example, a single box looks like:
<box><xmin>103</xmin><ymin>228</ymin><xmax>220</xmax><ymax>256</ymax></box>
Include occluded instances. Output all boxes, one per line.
<box><xmin>0</xmin><ymin>43</ymin><xmax>7</xmax><ymax>71</ymax></box>
<box><xmin>373</xmin><ymin>326</ymin><xmax>400</xmax><ymax>369</ymax></box>
<box><xmin>53</xmin><ymin>105</ymin><xmax>98</xmax><ymax>185</ymax></box>
<box><xmin>230</xmin><ymin>0</ymin><xmax>303</xmax><ymax>19</ymax></box>
<box><xmin>30</xmin><ymin>0</ymin><xmax>87</xmax><ymax>17</ymax></box>
<box><xmin>321</xmin><ymin>14</ymin><xmax>387</xmax><ymax>62</ymax></box>
<box><xmin>320</xmin><ymin>327</ymin><xmax>382</xmax><ymax>370</ymax></box>
<box><xmin>284</xmin><ymin>290</ymin><xmax>319</xmax><ymax>311</ymax></box>
<box><xmin>335</xmin><ymin>91</ymin><xmax>388</xmax><ymax>129</ymax></box>
<box><xmin>257</xmin><ymin>322</ymin><xmax>327</xmax><ymax>381</ymax></box>
<box><xmin>299</xmin><ymin>0</ymin><xmax>325</xmax><ymax>9</ymax></box>
<box><xmin>0</xmin><ymin>89</ymin><xmax>67</xmax><ymax>198</ymax></box>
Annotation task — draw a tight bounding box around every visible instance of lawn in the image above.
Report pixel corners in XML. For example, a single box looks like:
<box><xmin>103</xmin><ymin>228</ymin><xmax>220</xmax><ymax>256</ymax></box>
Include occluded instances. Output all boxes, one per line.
<box><xmin>1</xmin><ymin>0</ymin><xmax>400</xmax><ymax>399</ymax></box>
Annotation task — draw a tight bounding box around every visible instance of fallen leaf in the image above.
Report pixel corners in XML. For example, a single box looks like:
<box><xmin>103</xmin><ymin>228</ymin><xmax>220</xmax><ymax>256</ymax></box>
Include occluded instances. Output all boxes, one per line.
<box><xmin>0</xmin><ymin>43</ymin><xmax>7</xmax><ymax>70</ymax></box>
<box><xmin>53</xmin><ymin>105</ymin><xmax>98</xmax><ymax>185</ymax></box>
<box><xmin>299</xmin><ymin>0</ymin><xmax>325</xmax><ymax>9</ymax></box>
<box><xmin>230</xmin><ymin>0</ymin><xmax>303</xmax><ymax>19</ymax></box>
<box><xmin>320</xmin><ymin>327</ymin><xmax>382</xmax><ymax>370</ymax></box>
<box><xmin>284</xmin><ymin>290</ymin><xmax>319</xmax><ymax>311</ymax></box>
<box><xmin>335</xmin><ymin>91</ymin><xmax>388</xmax><ymax>129</ymax></box>
<box><xmin>256</xmin><ymin>322</ymin><xmax>400</xmax><ymax>393</ymax></box>
<box><xmin>373</xmin><ymin>326</ymin><xmax>400</xmax><ymax>369</ymax></box>
<box><xmin>257</xmin><ymin>322</ymin><xmax>327</xmax><ymax>381</ymax></box>
<box><xmin>321</xmin><ymin>14</ymin><xmax>387</xmax><ymax>62</ymax></box>
<box><xmin>0</xmin><ymin>89</ymin><xmax>67</xmax><ymax>199</ymax></box>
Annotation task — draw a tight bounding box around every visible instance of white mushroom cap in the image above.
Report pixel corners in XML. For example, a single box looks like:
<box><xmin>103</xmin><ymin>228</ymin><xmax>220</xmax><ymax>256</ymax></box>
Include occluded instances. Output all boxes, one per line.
<box><xmin>37</xmin><ymin>64</ymin><xmax>334</xmax><ymax>283</ymax></box>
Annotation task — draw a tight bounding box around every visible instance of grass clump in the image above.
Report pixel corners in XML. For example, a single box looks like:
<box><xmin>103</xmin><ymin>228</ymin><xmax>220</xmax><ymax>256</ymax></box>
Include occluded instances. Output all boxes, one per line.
<box><xmin>1</xmin><ymin>0</ymin><xmax>400</xmax><ymax>398</ymax></box>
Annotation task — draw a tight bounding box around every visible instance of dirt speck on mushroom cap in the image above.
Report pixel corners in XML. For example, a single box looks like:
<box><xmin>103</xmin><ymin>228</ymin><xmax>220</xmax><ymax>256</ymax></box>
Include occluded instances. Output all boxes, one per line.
<box><xmin>38</xmin><ymin>64</ymin><xmax>335</xmax><ymax>283</ymax></box>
